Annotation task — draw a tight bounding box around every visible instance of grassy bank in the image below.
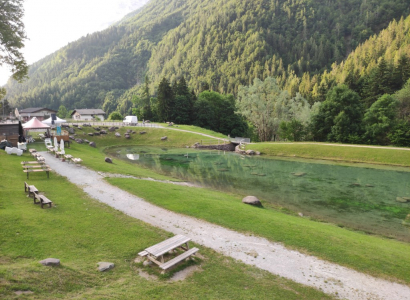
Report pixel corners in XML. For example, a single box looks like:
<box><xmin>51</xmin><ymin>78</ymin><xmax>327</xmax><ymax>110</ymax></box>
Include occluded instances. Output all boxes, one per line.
<box><xmin>0</xmin><ymin>151</ymin><xmax>331</xmax><ymax>299</ymax></box>
<box><xmin>107</xmin><ymin>178</ymin><xmax>410</xmax><ymax>285</ymax></box>
<box><xmin>248</xmin><ymin>143</ymin><xmax>410</xmax><ymax>167</ymax></box>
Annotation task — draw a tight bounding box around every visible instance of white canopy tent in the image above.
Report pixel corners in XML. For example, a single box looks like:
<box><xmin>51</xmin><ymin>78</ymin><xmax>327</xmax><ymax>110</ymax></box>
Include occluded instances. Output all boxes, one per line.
<box><xmin>42</xmin><ymin>116</ymin><xmax>67</xmax><ymax>125</ymax></box>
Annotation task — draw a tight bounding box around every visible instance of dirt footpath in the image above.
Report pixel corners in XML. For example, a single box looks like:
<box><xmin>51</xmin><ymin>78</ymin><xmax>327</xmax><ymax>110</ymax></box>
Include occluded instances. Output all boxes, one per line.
<box><xmin>43</xmin><ymin>152</ymin><xmax>410</xmax><ymax>300</ymax></box>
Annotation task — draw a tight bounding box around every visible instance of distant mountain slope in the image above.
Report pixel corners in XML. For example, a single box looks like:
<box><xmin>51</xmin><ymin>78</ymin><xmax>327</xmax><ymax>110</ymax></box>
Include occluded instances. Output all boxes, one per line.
<box><xmin>4</xmin><ymin>0</ymin><xmax>410</xmax><ymax>113</ymax></box>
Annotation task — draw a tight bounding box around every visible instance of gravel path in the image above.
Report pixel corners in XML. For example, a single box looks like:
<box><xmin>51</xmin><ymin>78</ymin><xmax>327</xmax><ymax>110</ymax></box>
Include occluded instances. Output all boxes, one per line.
<box><xmin>43</xmin><ymin>152</ymin><xmax>410</xmax><ymax>300</ymax></box>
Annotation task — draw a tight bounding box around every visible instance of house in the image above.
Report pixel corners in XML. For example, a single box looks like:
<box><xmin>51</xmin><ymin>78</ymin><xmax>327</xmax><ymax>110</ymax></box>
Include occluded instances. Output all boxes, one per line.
<box><xmin>18</xmin><ymin>108</ymin><xmax>57</xmax><ymax>122</ymax></box>
<box><xmin>71</xmin><ymin>109</ymin><xmax>106</xmax><ymax>121</ymax></box>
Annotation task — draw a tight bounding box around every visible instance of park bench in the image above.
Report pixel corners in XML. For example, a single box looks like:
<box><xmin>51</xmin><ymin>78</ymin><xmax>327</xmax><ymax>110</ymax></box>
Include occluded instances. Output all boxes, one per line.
<box><xmin>24</xmin><ymin>181</ymin><xmax>38</xmax><ymax>197</ymax></box>
<box><xmin>33</xmin><ymin>193</ymin><xmax>53</xmax><ymax>208</ymax></box>
<box><xmin>21</xmin><ymin>161</ymin><xmax>46</xmax><ymax>165</ymax></box>
<box><xmin>160</xmin><ymin>247</ymin><xmax>199</xmax><ymax>271</ymax></box>
<box><xmin>71</xmin><ymin>158</ymin><xmax>82</xmax><ymax>164</ymax></box>
<box><xmin>23</xmin><ymin>165</ymin><xmax>52</xmax><ymax>179</ymax></box>
<box><xmin>139</xmin><ymin>234</ymin><xmax>199</xmax><ymax>273</ymax></box>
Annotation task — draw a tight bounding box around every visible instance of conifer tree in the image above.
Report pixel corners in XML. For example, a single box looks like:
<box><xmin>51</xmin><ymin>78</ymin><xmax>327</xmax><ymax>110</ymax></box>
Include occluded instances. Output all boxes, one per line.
<box><xmin>157</xmin><ymin>77</ymin><xmax>174</xmax><ymax>122</ymax></box>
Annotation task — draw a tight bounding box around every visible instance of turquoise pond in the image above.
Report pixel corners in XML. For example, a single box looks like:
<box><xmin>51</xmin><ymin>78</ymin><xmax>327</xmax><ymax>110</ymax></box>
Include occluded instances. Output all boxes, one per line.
<box><xmin>106</xmin><ymin>146</ymin><xmax>410</xmax><ymax>242</ymax></box>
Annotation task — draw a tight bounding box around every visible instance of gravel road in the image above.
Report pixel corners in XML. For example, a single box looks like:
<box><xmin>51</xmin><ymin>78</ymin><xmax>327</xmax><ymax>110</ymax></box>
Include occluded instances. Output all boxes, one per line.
<box><xmin>42</xmin><ymin>152</ymin><xmax>410</xmax><ymax>300</ymax></box>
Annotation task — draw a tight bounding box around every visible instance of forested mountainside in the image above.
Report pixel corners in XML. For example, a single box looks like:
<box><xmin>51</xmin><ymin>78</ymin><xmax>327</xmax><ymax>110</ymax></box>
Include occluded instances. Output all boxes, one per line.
<box><xmin>4</xmin><ymin>0</ymin><xmax>410</xmax><ymax>113</ymax></box>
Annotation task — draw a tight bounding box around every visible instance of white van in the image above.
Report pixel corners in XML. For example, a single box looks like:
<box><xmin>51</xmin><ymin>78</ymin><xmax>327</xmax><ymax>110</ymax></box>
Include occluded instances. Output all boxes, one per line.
<box><xmin>123</xmin><ymin>116</ymin><xmax>138</xmax><ymax>126</ymax></box>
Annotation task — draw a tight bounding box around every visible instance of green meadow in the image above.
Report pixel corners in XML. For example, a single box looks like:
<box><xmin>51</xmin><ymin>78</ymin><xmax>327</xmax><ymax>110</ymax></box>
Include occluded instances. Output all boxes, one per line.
<box><xmin>2</xmin><ymin>124</ymin><xmax>410</xmax><ymax>298</ymax></box>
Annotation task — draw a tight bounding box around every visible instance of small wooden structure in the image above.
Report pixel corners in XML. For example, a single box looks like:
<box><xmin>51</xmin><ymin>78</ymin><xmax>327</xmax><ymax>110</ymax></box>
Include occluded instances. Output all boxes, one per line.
<box><xmin>0</xmin><ymin>122</ymin><xmax>20</xmax><ymax>146</ymax></box>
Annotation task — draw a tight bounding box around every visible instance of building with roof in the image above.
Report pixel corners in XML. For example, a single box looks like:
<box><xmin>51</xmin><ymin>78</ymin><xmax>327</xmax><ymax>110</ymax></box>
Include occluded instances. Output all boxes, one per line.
<box><xmin>71</xmin><ymin>109</ymin><xmax>106</xmax><ymax>121</ymax></box>
<box><xmin>18</xmin><ymin>108</ymin><xmax>57</xmax><ymax>122</ymax></box>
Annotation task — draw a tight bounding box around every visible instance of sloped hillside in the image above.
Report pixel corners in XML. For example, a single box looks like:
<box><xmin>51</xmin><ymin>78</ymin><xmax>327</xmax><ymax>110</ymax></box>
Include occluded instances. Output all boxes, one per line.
<box><xmin>5</xmin><ymin>0</ymin><xmax>410</xmax><ymax>113</ymax></box>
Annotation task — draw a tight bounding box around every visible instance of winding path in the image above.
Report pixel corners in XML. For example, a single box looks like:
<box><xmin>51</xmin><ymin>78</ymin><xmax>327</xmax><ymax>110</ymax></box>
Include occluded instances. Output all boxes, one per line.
<box><xmin>43</xmin><ymin>152</ymin><xmax>410</xmax><ymax>300</ymax></box>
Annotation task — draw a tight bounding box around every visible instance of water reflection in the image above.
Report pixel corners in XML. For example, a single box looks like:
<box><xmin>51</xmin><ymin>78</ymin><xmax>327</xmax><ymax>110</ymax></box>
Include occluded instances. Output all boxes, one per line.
<box><xmin>127</xmin><ymin>154</ymin><xmax>140</xmax><ymax>160</ymax></box>
<box><xmin>107</xmin><ymin>146</ymin><xmax>410</xmax><ymax>242</ymax></box>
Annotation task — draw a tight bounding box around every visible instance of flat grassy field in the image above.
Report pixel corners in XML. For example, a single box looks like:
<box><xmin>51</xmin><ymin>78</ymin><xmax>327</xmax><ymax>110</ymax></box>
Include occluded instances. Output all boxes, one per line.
<box><xmin>248</xmin><ymin>143</ymin><xmax>410</xmax><ymax>167</ymax></box>
<box><xmin>0</xmin><ymin>151</ymin><xmax>332</xmax><ymax>299</ymax></box>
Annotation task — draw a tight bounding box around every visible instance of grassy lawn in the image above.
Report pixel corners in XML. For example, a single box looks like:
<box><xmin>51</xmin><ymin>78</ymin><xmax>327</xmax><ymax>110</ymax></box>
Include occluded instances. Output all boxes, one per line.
<box><xmin>107</xmin><ymin>178</ymin><xmax>410</xmax><ymax>285</ymax></box>
<box><xmin>0</xmin><ymin>151</ymin><xmax>332</xmax><ymax>299</ymax></box>
<box><xmin>248</xmin><ymin>143</ymin><xmax>410</xmax><ymax>167</ymax></box>
<box><xmin>24</xmin><ymin>126</ymin><xmax>410</xmax><ymax>287</ymax></box>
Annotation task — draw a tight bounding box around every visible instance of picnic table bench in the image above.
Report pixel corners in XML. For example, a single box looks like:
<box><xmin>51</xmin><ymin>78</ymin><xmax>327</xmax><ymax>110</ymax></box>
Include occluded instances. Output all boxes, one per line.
<box><xmin>33</xmin><ymin>193</ymin><xmax>53</xmax><ymax>208</ymax></box>
<box><xmin>22</xmin><ymin>164</ymin><xmax>52</xmax><ymax>179</ymax></box>
<box><xmin>139</xmin><ymin>234</ymin><xmax>199</xmax><ymax>273</ymax></box>
<box><xmin>24</xmin><ymin>181</ymin><xmax>38</xmax><ymax>197</ymax></box>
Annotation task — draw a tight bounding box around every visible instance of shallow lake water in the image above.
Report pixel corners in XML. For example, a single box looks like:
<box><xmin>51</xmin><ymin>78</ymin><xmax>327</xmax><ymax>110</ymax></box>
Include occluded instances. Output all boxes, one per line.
<box><xmin>106</xmin><ymin>146</ymin><xmax>410</xmax><ymax>242</ymax></box>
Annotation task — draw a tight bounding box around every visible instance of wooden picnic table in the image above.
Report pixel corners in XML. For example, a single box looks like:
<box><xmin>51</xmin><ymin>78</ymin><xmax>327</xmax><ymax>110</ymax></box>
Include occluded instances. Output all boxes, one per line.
<box><xmin>21</xmin><ymin>161</ymin><xmax>46</xmax><ymax>165</ymax></box>
<box><xmin>139</xmin><ymin>234</ymin><xmax>199</xmax><ymax>273</ymax></box>
<box><xmin>22</xmin><ymin>164</ymin><xmax>52</xmax><ymax>179</ymax></box>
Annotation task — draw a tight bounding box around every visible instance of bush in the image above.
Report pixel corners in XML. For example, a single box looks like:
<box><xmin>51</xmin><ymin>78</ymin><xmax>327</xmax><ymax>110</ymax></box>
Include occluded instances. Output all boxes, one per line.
<box><xmin>108</xmin><ymin>111</ymin><xmax>123</xmax><ymax>121</ymax></box>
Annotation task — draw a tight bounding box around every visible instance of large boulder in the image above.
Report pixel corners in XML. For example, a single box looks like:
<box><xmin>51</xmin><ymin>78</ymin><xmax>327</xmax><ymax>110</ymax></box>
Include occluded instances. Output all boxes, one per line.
<box><xmin>97</xmin><ymin>262</ymin><xmax>114</xmax><ymax>272</ymax></box>
<box><xmin>245</xmin><ymin>150</ymin><xmax>255</xmax><ymax>155</ymax></box>
<box><xmin>100</xmin><ymin>130</ymin><xmax>107</xmax><ymax>135</ymax></box>
<box><xmin>124</xmin><ymin>134</ymin><xmax>131</xmax><ymax>139</ymax></box>
<box><xmin>89</xmin><ymin>142</ymin><xmax>96</xmax><ymax>148</ymax></box>
<box><xmin>115</xmin><ymin>132</ymin><xmax>121</xmax><ymax>137</ymax></box>
<box><xmin>242</xmin><ymin>196</ymin><xmax>262</xmax><ymax>207</ymax></box>
<box><xmin>105</xmin><ymin>157</ymin><xmax>113</xmax><ymax>163</ymax></box>
<box><xmin>139</xmin><ymin>131</ymin><xmax>147</xmax><ymax>135</ymax></box>
<box><xmin>39</xmin><ymin>258</ymin><xmax>60</xmax><ymax>266</ymax></box>
<box><xmin>68</xmin><ymin>128</ymin><xmax>75</xmax><ymax>134</ymax></box>
<box><xmin>69</xmin><ymin>135</ymin><xmax>75</xmax><ymax>140</ymax></box>
<box><xmin>75</xmin><ymin>139</ymin><xmax>83</xmax><ymax>144</ymax></box>
<box><xmin>161</xmin><ymin>136</ymin><xmax>168</xmax><ymax>141</ymax></box>
<box><xmin>88</xmin><ymin>133</ymin><xmax>94</xmax><ymax>136</ymax></box>
<box><xmin>94</xmin><ymin>132</ymin><xmax>100</xmax><ymax>136</ymax></box>
<box><xmin>109</xmin><ymin>127</ymin><xmax>116</xmax><ymax>132</ymax></box>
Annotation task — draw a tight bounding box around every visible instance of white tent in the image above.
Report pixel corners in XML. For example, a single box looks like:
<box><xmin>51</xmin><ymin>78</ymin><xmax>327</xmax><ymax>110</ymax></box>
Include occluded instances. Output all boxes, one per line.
<box><xmin>42</xmin><ymin>116</ymin><xmax>67</xmax><ymax>125</ymax></box>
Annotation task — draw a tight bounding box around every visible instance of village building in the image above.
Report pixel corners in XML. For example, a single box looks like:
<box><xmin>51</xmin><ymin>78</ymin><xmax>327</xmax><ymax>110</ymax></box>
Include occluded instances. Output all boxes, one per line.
<box><xmin>18</xmin><ymin>108</ymin><xmax>57</xmax><ymax>122</ymax></box>
<box><xmin>71</xmin><ymin>109</ymin><xmax>106</xmax><ymax>121</ymax></box>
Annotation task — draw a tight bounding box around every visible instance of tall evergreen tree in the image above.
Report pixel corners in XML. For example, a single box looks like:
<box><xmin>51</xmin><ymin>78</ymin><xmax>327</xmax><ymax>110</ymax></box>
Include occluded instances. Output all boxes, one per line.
<box><xmin>157</xmin><ymin>77</ymin><xmax>174</xmax><ymax>122</ymax></box>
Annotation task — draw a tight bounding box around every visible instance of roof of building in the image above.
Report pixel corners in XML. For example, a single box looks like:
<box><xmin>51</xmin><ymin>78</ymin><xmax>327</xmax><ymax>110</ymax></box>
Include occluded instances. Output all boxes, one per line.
<box><xmin>71</xmin><ymin>109</ymin><xmax>106</xmax><ymax>115</ymax></box>
<box><xmin>19</xmin><ymin>107</ymin><xmax>57</xmax><ymax>113</ymax></box>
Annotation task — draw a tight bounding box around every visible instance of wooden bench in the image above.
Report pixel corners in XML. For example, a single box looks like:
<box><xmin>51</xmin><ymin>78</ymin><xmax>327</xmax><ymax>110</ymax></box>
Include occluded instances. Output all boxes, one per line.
<box><xmin>138</xmin><ymin>250</ymin><xmax>148</xmax><ymax>257</ymax></box>
<box><xmin>140</xmin><ymin>234</ymin><xmax>199</xmax><ymax>272</ymax></box>
<box><xmin>21</xmin><ymin>161</ymin><xmax>46</xmax><ymax>165</ymax></box>
<box><xmin>34</xmin><ymin>193</ymin><xmax>53</xmax><ymax>208</ymax></box>
<box><xmin>71</xmin><ymin>158</ymin><xmax>82</xmax><ymax>164</ymax></box>
<box><xmin>24</xmin><ymin>181</ymin><xmax>38</xmax><ymax>197</ymax></box>
<box><xmin>160</xmin><ymin>247</ymin><xmax>199</xmax><ymax>272</ymax></box>
<box><xmin>23</xmin><ymin>167</ymin><xmax>52</xmax><ymax>179</ymax></box>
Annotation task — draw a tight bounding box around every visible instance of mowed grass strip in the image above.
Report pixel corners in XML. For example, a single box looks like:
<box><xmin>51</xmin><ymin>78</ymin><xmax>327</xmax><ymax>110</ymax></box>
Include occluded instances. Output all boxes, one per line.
<box><xmin>107</xmin><ymin>178</ymin><xmax>410</xmax><ymax>285</ymax></box>
<box><xmin>249</xmin><ymin>143</ymin><xmax>410</xmax><ymax>167</ymax></box>
<box><xmin>0</xmin><ymin>151</ymin><xmax>332</xmax><ymax>299</ymax></box>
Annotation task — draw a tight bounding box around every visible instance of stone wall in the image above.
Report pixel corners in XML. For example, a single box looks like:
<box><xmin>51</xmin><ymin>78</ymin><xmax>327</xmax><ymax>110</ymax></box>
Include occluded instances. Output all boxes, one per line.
<box><xmin>194</xmin><ymin>143</ymin><xmax>236</xmax><ymax>151</ymax></box>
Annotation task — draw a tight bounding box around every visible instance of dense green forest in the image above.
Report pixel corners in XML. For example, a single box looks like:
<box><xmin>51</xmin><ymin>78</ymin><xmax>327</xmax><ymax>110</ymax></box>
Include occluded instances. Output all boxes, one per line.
<box><xmin>4</xmin><ymin>0</ymin><xmax>409</xmax><ymax>109</ymax></box>
<box><xmin>2</xmin><ymin>0</ymin><xmax>410</xmax><ymax>145</ymax></box>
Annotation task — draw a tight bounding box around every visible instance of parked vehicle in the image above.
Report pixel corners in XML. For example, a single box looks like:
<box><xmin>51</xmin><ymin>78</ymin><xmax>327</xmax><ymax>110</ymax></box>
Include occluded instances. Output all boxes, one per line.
<box><xmin>123</xmin><ymin>116</ymin><xmax>138</xmax><ymax>126</ymax></box>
